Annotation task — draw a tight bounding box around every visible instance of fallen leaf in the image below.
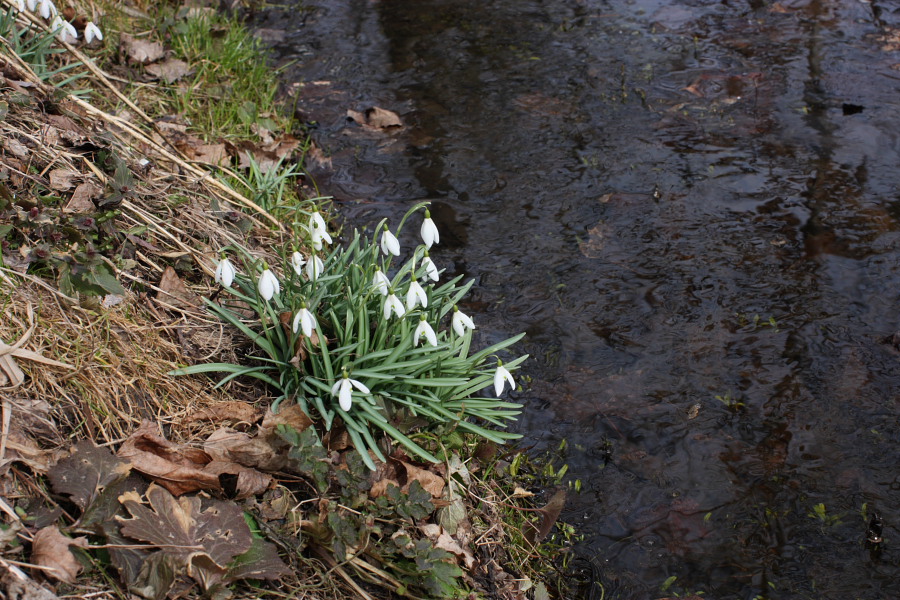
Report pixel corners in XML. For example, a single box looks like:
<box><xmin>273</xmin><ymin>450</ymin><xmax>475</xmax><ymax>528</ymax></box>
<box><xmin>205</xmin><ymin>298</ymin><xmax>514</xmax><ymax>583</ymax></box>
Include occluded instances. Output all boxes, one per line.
<box><xmin>225</xmin><ymin>537</ymin><xmax>290</xmax><ymax>582</ymax></box>
<box><xmin>31</xmin><ymin>526</ymin><xmax>89</xmax><ymax>583</ymax></box>
<box><xmin>48</xmin><ymin>440</ymin><xmax>132</xmax><ymax>511</ymax></box>
<box><xmin>0</xmin><ymin>431</ymin><xmax>54</xmax><ymax>475</ymax></box>
<box><xmin>64</xmin><ymin>182</ymin><xmax>100</xmax><ymax>213</ymax></box>
<box><xmin>202</xmin><ymin>460</ymin><xmax>272</xmax><ymax>500</ymax></box>
<box><xmin>145</xmin><ymin>58</ymin><xmax>193</xmax><ymax>83</ymax></box>
<box><xmin>157</xmin><ymin>266</ymin><xmax>197</xmax><ymax>307</ymax></box>
<box><xmin>185</xmin><ymin>401</ymin><xmax>263</xmax><ymax>426</ymax></box>
<box><xmin>259</xmin><ymin>405</ymin><xmax>313</xmax><ymax>439</ymax></box>
<box><xmin>120</xmin><ymin>33</ymin><xmax>165</xmax><ymax>65</ymax></box>
<box><xmin>369</xmin><ymin>478</ymin><xmax>400</xmax><ymax>498</ymax></box>
<box><xmin>48</xmin><ymin>169</ymin><xmax>78</xmax><ymax>191</ymax></box>
<box><xmin>419</xmin><ymin>524</ymin><xmax>475</xmax><ymax>569</ymax></box>
<box><xmin>398</xmin><ymin>460</ymin><xmax>445</xmax><ymax>499</ymax></box>
<box><xmin>347</xmin><ymin>106</ymin><xmax>403</xmax><ymax>130</ymax></box>
<box><xmin>204</xmin><ymin>428</ymin><xmax>283</xmax><ymax>471</ymax></box>
<box><xmin>118</xmin><ymin>484</ymin><xmax>253</xmax><ymax>591</ymax></box>
<box><xmin>4</xmin><ymin>138</ymin><xmax>29</xmax><ymax>159</ymax></box>
<box><xmin>512</xmin><ymin>486</ymin><xmax>534</xmax><ymax>498</ymax></box>
<box><xmin>525</xmin><ymin>488</ymin><xmax>567</xmax><ymax>544</ymax></box>
<box><xmin>192</xmin><ymin>143</ymin><xmax>229</xmax><ymax>167</ymax></box>
<box><xmin>117</xmin><ymin>420</ymin><xmax>221</xmax><ymax>496</ymax></box>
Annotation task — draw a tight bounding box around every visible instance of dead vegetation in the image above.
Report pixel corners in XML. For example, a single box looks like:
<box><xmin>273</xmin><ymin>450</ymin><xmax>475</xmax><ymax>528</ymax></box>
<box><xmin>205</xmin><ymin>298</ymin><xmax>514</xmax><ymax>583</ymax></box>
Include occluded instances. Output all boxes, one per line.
<box><xmin>0</xmin><ymin>2</ymin><xmax>575</xmax><ymax>599</ymax></box>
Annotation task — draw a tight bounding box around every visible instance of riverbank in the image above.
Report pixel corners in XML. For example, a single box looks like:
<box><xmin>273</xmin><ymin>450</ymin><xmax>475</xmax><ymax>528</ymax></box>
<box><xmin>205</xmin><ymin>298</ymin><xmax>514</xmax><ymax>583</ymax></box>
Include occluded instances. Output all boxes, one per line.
<box><xmin>0</xmin><ymin>2</ymin><xmax>573</xmax><ymax>599</ymax></box>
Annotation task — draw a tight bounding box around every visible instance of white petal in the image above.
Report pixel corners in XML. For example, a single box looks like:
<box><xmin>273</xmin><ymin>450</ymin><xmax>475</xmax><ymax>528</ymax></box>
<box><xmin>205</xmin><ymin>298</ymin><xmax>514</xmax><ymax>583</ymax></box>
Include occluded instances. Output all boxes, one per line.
<box><xmin>215</xmin><ymin>258</ymin><xmax>235</xmax><ymax>287</ymax></box>
<box><xmin>373</xmin><ymin>270</ymin><xmax>390</xmax><ymax>295</ymax></box>
<box><xmin>494</xmin><ymin>365</ymin><xmax>514</xmax><ymax>397</ymax></box>
<box><xmin>421</xmin><ymin>218</ymin><xmax>439</xmax><ymax>249</ymax></box>
<box><xmin>423</xmin><ymin>322</ymin><xmax>437</xmax><ymax>346</ymax></box>
<box><xmin>306</xmin><ymin>256</ymin><xmax>324</xmax><ymax>280</ymax></box>
<box><xmin>302</xmin><ymin>310</ymin><xmax>316</xmax><ymax>337</ymax></box>
<box><xmin>413</xmin><ymin>320</ymin><xmax>426</xmax><ymax>346</ymax></box>
<box><xmin>350</xmin><ymin>378</ymin><xmax>370</xmax><ymax>394</ymax></box>
<box><xmin>331</xmin><ymin>380</ymin><xmax>342</xmax><ymax>396</ymax></box>
<box><xmin>385</xmin><ymin>294</ymin><xmax>405</xmax><ymax>319</ymax></box>
<box><xmin>381</xmin><ymin>230</ymin><xmax>400</xmax><ymax>256</ymax></box>
<box><xmin>291</xmin><ymin>252</ymin><xmax>306</xmax><ymax>276</ymax></box>
<box><xmin>339</xmin><ymin>380</ymin><xmax>353</xmax><ymax>411</ymax></box>
<box><xmin>26</xmin><ymin>0</ymin><xmax>37</xmax><ymax>11</ymax></box>
<box><xmin>422</xmin><ymin>256</ymin><xmax>439</xmax><ymax>282</ymax></box>
<box><xmin>13</xmin><ymin>0</ymin><xmax>24</xmax><ymax>12</ymax></box>
<box><xmin>40</xmin><ymin>0</ymin><xmax>56</xmax><ymax>19</ymax></box>
<box><xmin>258</xmin><ymin>269</ymin><xmax>279</xmax><ymax>300</ymax></box>
<box><xmin>310</xmin><ymin>211</ymin><xmax>327</xmax><ymax>232</ymax></box>
<box><xmin>84</xmin><ymin>22</ymin><xmax>103</xmax><ymax>43</ymax></box>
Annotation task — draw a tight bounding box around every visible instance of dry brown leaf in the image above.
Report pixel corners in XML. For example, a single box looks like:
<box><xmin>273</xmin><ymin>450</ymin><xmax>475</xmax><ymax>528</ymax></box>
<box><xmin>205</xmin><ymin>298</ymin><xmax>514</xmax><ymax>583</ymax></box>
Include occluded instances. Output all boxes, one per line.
<box><xmin>347</xmin><ymin>106</ymin><xmax>403</xmax><ymax>130</ymax></box>
<box><xmin>202</xmin><ymin>460</ymin><xmax>272</xmax><ymax>499</ymax></box>
<box><xmin>370</xmin><ymin>478</ymin><xmax>400</xmax><ymax>498</ymax></box>
<box><xmin>192</xmin><ymin>143</ymin><xmax>229</xmax><ymax>167</ymax></box>
<box><xmin>64</xmin><ymin>182</ymin><xmax>100</xmax><ymax>213</ymax></box>
<box><xmin>204</xmin><ymin>427</ymin><xmax>284</xmax><ymax>471</ymax></box>
<box><xmin>512</xmin><ymin>486</ymin><xmax>534</xmax><ymax>498</ymax></box>
<box><xmin>48</xmin><ymin>169</ymin><xmax>78</xmax><ymax>191</ymax></box>
<box><xmin>31</xmin><ymin>526</ymin><xmax>88</xmax><ymax>583</ymax></box>
<box><xmin>398</xmin><ymin>461</ymin><xmax>445</xmax><ymax>498</ymax></box>
<box><xmin>4</xmin><ymin>138</ymin><xmax>29</xmax><ymax>159</ymax></box>
<box><xmin>419</xmin><ymin>524</ymin><xmax>475</xmax><ymax>569</ymax></box>
<box><xmin>117</xmin><ymin>420</ymin><xmax>221</xmax><ymax>496</ymax></box>
<box><xmin>186</xmin><ymin>401</ymin><xmax>263</xmax><ymax>426</ymax></box>
<box><xmin>0</xmin><ymin>431</ymin><xmax>53</xmax><ymax>475</ymax></box>
<box><xmin>157</xmin><ymin>266</ymin><xmax>197</xmax><ymax>306</ymax></box>
<box><xmin>259</xmin><ymin>405</ymin><xmax>313</xmax><ymax>439</ymax></box>
<box><xmin>145</xmin><ymin>58</ymin><xmax>193</xmax><ymax>84</ymax></box>
<box><xmin>120</xmin><ymin>33</ymin><xmax>165</xmax><ymax>65</ymax></box>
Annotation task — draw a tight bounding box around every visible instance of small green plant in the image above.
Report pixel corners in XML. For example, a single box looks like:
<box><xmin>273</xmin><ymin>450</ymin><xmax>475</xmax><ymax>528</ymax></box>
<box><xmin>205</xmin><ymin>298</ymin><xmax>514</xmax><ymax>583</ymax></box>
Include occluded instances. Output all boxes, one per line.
<box><xmin>808</xmin><ymin>502</ymin><xmax>844</xmax><ymax>527</ymax></box>
<box><xmin>173</xmin><ymin>202</ymin><xmax>526</xmax><ymax>468</ymax></box>
<box><xmin>715</xmin><ymin>391</ymin><xmax>745</xmax><ymax>411</ymax></box>
<box><xmin>0</xmin><ymin>7</ymin><xmax>88</xmax><ymax>91</ymax></box>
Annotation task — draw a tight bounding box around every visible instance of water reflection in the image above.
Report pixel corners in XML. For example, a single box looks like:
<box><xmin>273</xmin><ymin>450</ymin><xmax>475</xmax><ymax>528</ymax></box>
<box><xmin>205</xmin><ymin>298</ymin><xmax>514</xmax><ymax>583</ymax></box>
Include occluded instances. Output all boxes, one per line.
<box><xmin>254</xmin><ymin>0</ymin><xmax>900</xmax><ymax>596</ymax></box>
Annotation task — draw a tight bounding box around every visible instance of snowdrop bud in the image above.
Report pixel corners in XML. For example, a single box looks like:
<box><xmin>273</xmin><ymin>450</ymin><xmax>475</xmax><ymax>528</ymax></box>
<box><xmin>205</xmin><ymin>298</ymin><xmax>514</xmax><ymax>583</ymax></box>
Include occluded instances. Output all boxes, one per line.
<box><xmin>257</xmin><ymin>268</ymin><xmax>280</xmax><ymax>301</ymax></box>
<box><xmin>84</xmin><ymin>21</ymin><xmax>103</xmax><ymax>44</ymax></box>
<box><xmin>214</xmin><ymin>256</ymin><xmax>236</xmax><ymax>287</ymax></box>
<box><xmin>39</xmin><ymin>0</ymin><xmax>57</xmax><ymax>19</ymax></box>
<box><xmin>420</xmin><ymin>208</ymin><xmax>439</xmax><ymax>249</ymax></box>
<box><xmin>373</xmin><ymin>266</ymin><xmax>391</xmax><ymax>296</ymax></box>
<box><xmin>380</xmin><ymin>224</ymin><xmax>400</xmax><ymax>257</ymax></box>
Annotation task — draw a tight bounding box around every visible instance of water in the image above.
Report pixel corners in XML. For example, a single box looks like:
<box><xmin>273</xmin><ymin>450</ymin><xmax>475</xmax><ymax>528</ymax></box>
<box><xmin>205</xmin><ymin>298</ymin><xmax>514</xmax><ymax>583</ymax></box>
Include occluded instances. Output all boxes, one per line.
<box><xmin>252</xmin><ymin>1</ymin><xmax>900</xmax><ymax>597</ymax></box>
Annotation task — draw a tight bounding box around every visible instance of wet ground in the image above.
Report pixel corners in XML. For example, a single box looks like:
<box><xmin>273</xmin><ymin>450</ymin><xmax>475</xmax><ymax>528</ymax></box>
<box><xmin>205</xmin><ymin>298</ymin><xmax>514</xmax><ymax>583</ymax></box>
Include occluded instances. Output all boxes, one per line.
<box><xmin>252</xmin><ymin>1</ymin><xmax>900</xmax><ymax>598</ymax></box>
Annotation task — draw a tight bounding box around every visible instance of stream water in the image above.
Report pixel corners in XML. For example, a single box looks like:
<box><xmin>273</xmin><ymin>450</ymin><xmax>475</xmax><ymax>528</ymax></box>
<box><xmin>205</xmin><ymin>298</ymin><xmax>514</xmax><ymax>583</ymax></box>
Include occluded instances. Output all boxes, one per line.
<box><xmin>252</xmin><ymin>1</ymin><xmax>900</xmax><ymax>597</ymax></box>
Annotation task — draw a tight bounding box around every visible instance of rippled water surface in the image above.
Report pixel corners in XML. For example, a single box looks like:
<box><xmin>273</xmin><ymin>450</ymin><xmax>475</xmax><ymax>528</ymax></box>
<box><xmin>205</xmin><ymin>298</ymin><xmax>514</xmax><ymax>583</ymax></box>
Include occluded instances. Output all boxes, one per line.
<box><xmin>253</xmin><ymin>1</ymin><xmax>900</xmax><ymax>597</ymax></box>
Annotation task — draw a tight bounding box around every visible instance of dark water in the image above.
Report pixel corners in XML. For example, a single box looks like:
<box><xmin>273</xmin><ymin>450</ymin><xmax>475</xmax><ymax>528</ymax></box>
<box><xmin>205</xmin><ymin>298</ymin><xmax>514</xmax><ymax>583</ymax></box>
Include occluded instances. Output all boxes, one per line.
<box><xmin>252</xmin><ymin>1</ymin><xmax>900</xmax><ymax>598</ymax></box>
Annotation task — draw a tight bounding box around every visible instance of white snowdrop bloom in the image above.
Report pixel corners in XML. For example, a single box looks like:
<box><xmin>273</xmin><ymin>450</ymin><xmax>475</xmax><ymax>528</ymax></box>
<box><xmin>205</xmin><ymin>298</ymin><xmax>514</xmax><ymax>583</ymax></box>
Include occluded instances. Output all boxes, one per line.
<box><xmin>420</xmin><ymin>208</ymin><xmax>439</xmax><ymax>249</ymax></box>
<box><xmin>380</xmin><ymin>225</ymin><xmax>400</xmax><ymax>257</ymax></box>
<box><xmin>331</xmin><ymin>372</ymin><xmax>370</xmax><ymax>412</ymax></box>
<box><xmin>413</xmin><ymin>315</ymin><xmax>438</xmax><ymax>347</ymax></box>
<box><xmin>309</xmin><ymin>210</ymin><xmax>327</xmax><ymax>233</ymax></box>
<box><xmin>26</xmin><ymin>0</ymin><xmax>38</xmax><ymax>11</ymax></box>
<box><xmin>84</xmin><ymin>21</ymin><xmax>103</xmax><ymax>43</ymax></box>
<box><xmin>214</xmin><ymin>257</ymin><xmax>236</xmax><ymax>287</ymax></box>
<box><xmin>383</xmin><ymin>291</ymin><xmax>406</xmax><ymax>320</ymax></box>
<box><xmin>372</xmin><ymin>267</ymin><xmax>391</xmax><ymax>296</ymax></box>
<box><xmin>291</xmin><ymin>304</ymin><xmax>317</xmax><ymax>337</ymax></box>
<box><xmin>306</xmin><ymin>255</ymin><xmax>324</xmax><ymax>280</ymax></box>
<box><xmin>310</xmin><ymin>221</ymin><xmax>332</xmax><ymax>251</ymax></box>
<box><xmin>493</xmin><ymin>361</ymin><xmax>516</xmax><ymax>397</ymax></box>
<box><xmin>39</xmin><ymin>0</ymin><xmax>57</xmax><ymax>19</ymax></box>
<box><xmin>405</xmin><ymin>278</ymin><xmax>428</xmax><ymax>311</ymax></box>
<box><xmin>291</xmin><ymin>251</ymin><xmax>306</xmax><ymax>277</ymax></box>
<box><xmin>257</xmin><ymin>268</ymin><xmax>280</xmax><ymax>301</ymax></box>
<box><xmin>421</xmin><ymin>251</ymin><xmax>439</xmax><ymax>282</ymax></box>
<box><xmin>451</xmin><ymin>305</ymin><xmax>475</xmax><ymax>337</ymax></box>
<box><xmin>12</xmin><ymin>0</ymin><xmax>25</xmax><ymax>13</ymax></box>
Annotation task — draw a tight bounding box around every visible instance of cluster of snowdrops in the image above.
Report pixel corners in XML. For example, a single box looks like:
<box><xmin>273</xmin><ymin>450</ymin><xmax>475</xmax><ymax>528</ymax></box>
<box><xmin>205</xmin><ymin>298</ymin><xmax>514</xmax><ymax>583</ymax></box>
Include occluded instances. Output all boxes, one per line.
<box><xmin>175</xmin><ymin>203</ymin><xmax>526</xmax><ymax>469</ymax></box>
<box><xmin>7</xmin><ymin>0</ymin><xmax>103</xmax><ymax>44</ymax></box>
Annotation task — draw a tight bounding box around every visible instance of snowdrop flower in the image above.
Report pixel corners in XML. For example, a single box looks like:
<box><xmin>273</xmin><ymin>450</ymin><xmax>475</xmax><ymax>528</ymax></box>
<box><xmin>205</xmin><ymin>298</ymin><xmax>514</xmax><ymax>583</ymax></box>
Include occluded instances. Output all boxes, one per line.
<box><xmin>405</xmin><ymin>277</ymin><xmax>428</xmax><ymax>311</ymax></box>
<box><xmin>372</xmin><ymin>266</ymin><xmax>391</xmax><ymax>296</ymax></box>
<box><xmin>51</xmin><ymin>16</ymin><xmax>76</xmax><ymax>43</ymax></box>
<box><xmin>214</xmin><ymin>256</ymin><xmax>236</xmax><ymax>287</ymax></box>
<box><xmin>26</xmin><ymin>0</ymin><xmax>37</xmax><ymax>12</ymax></box>
<box><xmin>309</xmin><ymin>210</ymin><xmax>327</xmax><ymax>233</ymax></box>
<box><xmin>292</xmin><ymin>302</ymin><xmax>317</xmax><ymax>337</ymax></box>
<box><xmin>291</xmin><ymin>251</ymin><xmax>306</xmax><ymax>277</ymax></box>
<box><xmin>451</xmin><ymin>305</ymin><xmax>475</xmax><ymax>337</ymax></box>
<box><xmin>420</xmin><ymin>208</ymin><xmax>439</xmax><ymax>249</ymax></box>
<box><xmin>380</xmin><ymin>224</ymin><xmax>400</xmax><ymax>257</ymax></box>
<box><xmin>306</xmin><ymin>255</ymin><xmax>324</xmax><ymax>280</ymax></box>
<box><xmin>421</xmin><ymin>250</ymin><xmax>439</xmax><ymax>282</ymax></box>
<box><xmin>413</xmin><ymin>315</ymin><xmax>438</xmax><ymax>347</ymax></box>
<box><xmin>310</xmin><ymin>221</ymin><xmax>332</xmax><ymax>251</ymax></box>
<box><xmin>494</xmin><ymin>360</ymin><xmax>515</xmax><ymax>397</ymax></box>
<box><xmin>331</xmin><ymin>370</ymin><xmax>370</xmax><ymax>412</ymax></box>
<box><xmin>39</xmin><ymin>0</ymin><xmax>57</xmax><ymax>19</ymax></box>
<box><xmin>84</xmin><ymin>21</ymin><xmax>103</xmax><ymax>44</ymax></box>
<box><xmin>383</xmin><ymin>289</ymin><xmax>406</xmax><ymax>319</ymax></box>
<box><xmin>257</xmin><ymin>267</ymin><xmax>280</xmax><ymax>301</ymax></box>
<box><xmin>12</xmin><ymin>0</ymin><xmax>25</xmax><ymax>12</ymax></box>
